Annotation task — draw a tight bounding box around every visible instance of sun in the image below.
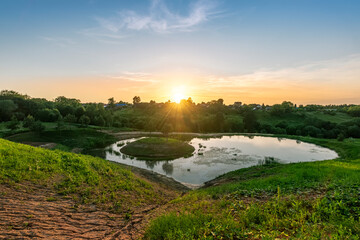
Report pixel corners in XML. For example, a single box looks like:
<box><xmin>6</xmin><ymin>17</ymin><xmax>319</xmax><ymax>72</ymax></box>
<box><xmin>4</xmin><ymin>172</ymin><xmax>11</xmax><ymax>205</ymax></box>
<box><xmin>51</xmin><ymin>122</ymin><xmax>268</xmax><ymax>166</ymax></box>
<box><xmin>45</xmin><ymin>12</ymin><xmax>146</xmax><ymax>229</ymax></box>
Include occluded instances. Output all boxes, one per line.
<box><xmin>171</xmin><ymin>86</ymin><xmax>186</xmax><ymax>103</ymax></box>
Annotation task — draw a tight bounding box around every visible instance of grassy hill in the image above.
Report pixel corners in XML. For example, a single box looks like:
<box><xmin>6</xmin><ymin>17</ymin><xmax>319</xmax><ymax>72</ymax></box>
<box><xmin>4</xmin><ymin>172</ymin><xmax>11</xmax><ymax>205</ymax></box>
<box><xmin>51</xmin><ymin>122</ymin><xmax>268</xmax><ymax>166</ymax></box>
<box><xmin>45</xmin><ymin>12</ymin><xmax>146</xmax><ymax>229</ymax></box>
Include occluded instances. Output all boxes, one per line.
<box><xmin>0</xmin><ymin>138</ymin><xmax>171</xmax><ymax>212</ymax></box>
<box><xmin>144</xmin><ymin>137</ymin><xmax>360</xmax><ymax>239</ymax></box>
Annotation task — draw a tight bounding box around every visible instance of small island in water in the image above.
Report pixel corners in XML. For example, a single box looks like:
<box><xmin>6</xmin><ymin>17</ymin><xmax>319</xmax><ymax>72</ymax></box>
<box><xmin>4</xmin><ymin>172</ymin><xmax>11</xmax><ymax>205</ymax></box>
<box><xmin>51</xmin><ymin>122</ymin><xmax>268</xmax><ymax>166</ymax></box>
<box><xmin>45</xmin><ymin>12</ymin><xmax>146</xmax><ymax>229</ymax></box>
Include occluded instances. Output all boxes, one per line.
<box><xmin>120</xmin><ymin>137</ymin><xmax>195</xmax><ymax>160</ymax></box>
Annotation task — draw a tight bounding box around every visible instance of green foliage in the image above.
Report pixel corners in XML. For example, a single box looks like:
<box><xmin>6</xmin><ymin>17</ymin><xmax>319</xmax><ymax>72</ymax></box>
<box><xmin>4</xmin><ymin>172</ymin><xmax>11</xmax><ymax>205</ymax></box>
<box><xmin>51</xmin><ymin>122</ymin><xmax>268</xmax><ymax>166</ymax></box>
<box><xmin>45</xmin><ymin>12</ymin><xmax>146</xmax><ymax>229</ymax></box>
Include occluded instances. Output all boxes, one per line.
<box><xmin>348</xmin><ymin>106</ymin><xmax>360</xmax><ymax>117</ymax></box>
<box><xmin>37</xmin><ymin>108</ymin><xmax>61</xmax><ymax>122</ymax></box>
<box><xmin>29</xmin><ymin>121</ymin><xmax>45</xmax><ymax>133</ymax></box>
<box><xmin>22</xmin><ymin>115</ymin><xmax>35</xmax><ymax>128</ymax></box>
<box><xmin>145</xmin><ymin>137</ymin><xmax>360</xmax><ymax>239</ymax></box>
<box><xmin>64</xmin><ymin>114</ymin><xmax>77</xmax><ymax>123</ymax></box>
<box><xmin>6</xmin><ymin>115</ymin><xmax>20</xmax><ymax>131</ymax></box>
<box><xmin>6</xmin><ymin>128</ymin><xmax>116</xmax><ymax>151</ymax></box>
<box><xmin>120</xmin><ymin>137</ymin><xmax>195</xmax><ymax>160</ymax></box>
<box><xmin>243</xmin><ymin>109</ymin><xmax>259</xmax><ymax>132</ymax></box>
<box><xmin>79</xmin><ymin>115</ymin><xmax>90</xmax><ymax>127</ymax></box>
<box><xmin>0</xmin><ymin>139</ymin><xmax>156</xmax><ymax>210</ymax></box>
<box><xmin>133</xmin><ymin>96</ymin><xmax>141</xmax><ymax>105</ymax></box>
<box><xmin>0</xmin><ymin>99</ymin><xmax>18</xmax><ymax>121</ymax></box>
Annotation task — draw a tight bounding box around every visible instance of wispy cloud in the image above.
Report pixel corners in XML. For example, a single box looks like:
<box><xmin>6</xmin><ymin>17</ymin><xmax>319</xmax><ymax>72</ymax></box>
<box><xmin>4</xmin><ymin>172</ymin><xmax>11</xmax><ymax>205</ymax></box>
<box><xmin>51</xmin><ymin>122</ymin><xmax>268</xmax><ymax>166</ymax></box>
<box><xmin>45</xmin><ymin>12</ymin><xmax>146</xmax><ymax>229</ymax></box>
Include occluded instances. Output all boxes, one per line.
<box><xmin>40</xmin><ymin>36</ymin><xmax>76</xmax><ymax>47</ymax></box>
<box><xmin>78</xmin><ymin>28</ymin><xmax>127</xmax><ymax>44</ymax></box>
<box><xmin>198</xmin><ymin>54</ymin><xmax>360</xmax><ymax>104</ymax></box>
<box><xmin>95</xmin><ymin>0</ymin><xmax>221</xmax><ymax>34</ymax></box>
<box><xmin>105</xmin><ymin>72</ymin><xmax>159</xmax><ymax>83</ymax></box>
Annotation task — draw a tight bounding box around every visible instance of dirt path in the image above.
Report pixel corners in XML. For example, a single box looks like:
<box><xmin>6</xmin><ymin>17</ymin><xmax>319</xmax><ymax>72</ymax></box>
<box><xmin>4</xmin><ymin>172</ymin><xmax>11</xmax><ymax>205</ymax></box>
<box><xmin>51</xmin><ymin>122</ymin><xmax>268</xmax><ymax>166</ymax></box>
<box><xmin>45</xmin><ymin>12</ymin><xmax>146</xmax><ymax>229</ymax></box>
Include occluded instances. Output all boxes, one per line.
<box><xmin>0</xmin><ymin>183</ymin><xmax>133</xmax><ymax>239</ymax></box>
<box><xmin>0</xmin><ymin>169</ymin><xmax>188</xmax><ymax>240</ymax></box>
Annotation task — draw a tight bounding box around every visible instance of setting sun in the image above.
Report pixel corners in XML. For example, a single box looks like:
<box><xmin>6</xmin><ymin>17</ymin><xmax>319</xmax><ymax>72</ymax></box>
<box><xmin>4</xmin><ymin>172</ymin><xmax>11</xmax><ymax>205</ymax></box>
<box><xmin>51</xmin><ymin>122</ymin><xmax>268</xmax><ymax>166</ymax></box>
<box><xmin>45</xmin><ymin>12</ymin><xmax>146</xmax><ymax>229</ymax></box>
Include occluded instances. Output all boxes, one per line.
<box><xmin>171</xmin><ymin>86</ymin><xmax>186</xmax><ymax>103</ymax></box>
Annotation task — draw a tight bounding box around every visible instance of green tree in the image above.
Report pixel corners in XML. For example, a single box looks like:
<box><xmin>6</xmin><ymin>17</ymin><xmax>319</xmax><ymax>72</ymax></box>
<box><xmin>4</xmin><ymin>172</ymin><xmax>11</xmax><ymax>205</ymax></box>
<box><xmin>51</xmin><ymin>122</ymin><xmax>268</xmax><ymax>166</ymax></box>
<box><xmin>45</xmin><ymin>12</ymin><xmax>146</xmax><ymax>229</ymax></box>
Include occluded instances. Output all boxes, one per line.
<box><xmin>348</xmin><ymin>106</ymin><xmax>360</xmax><ymax>117</ymax></box>
<box><xmin>243</xmin><ymin>109</ymin><xmax>258</xmax><ymax>132</ymax></box>
<box><xmin>7</xmin><ymin>115</ymin><xmax>20</xmax><ymax>131</ymax></box>
<box><xmin>79</xmin><ymin>115</ymin><xmax>90</xmax><ymax>127</ymax></box>
<box><xmin>23</xmin><ymin>115</ymin><xmax>35</xmax><ymax>128</ymax></box>
<box><xmin>107</xmin><ymin>97</ymin><xmax>116</xmax><ymax>111</ymax></box>
<box><xmin>64</xmin><ymin>114</ymin><xmax>77</xmax><ymax>123</ymax></box>
<box><xmin>133</xmin><ymin>96</ymin><xmax>141</xmax><ymax>105</ymax></box>
<box><xmin>0</xmin><ymin>100</ymin><xmax>18</xmax><ymax>121</ymax></box>
<box><xmin>29</xmin><ymin>121</ymin><xmax>45</xmax><ymax>133</ymax></box>
<box><xmin>162</xmin><ymin>123</ymin><xmax>173</xmax><ymax>139</ymax></box>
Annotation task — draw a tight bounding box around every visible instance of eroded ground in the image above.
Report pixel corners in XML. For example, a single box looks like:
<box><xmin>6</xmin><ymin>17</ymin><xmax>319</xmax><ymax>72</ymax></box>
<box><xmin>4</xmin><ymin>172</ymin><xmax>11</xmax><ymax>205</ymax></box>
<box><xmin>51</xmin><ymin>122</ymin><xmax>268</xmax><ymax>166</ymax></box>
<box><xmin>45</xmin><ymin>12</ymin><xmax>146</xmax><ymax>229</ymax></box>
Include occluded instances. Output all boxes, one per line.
<box><xmin>0</xmin><ymin>167</ymin><xmax>188</xmax><ymax>240</ymax></box>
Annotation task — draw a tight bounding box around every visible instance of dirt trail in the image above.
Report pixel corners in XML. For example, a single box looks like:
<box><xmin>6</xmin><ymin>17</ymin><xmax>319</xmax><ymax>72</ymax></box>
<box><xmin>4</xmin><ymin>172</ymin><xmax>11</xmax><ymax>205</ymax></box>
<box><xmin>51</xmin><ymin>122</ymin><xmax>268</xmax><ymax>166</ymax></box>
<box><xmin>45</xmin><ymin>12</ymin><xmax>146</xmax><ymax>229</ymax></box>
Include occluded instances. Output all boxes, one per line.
<box><xmin>0</xmin><ymin>183</ymin><xmax>132</xmax><ymax>239</ymax></box>
<box><xmin>0</xmin><ymin>173</ymin><xmax>188</xmax><ymax>240</ymax></box>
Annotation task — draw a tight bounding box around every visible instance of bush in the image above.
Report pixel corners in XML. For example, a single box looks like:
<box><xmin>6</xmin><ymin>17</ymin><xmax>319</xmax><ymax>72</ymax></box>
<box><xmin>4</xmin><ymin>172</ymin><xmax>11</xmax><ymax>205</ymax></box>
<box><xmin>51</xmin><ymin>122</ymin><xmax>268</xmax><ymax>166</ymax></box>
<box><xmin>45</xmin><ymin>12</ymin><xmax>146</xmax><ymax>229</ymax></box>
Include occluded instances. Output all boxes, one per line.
<box><xmin>6</xmin><ymin>115</ymin><xmax>20</xmax><ymax>131</ymax></box>
<box><xmin>29</xmin><ymin>121</ymin><xmax>45</xmax><ymax>133</ymax></box>
<box><xmin>79</xmin><ymin>115</ymin><xmax>90</xmax><ymax>127</ymax></box>
<box><xmin>64</xmin><ymin>114</ymin><xmax>77</xmax><ymax>123</ymax></box>
<box><xmin>23</xmin><ymin>115</ymin><xmax>35</xmax><ymax>128</ymax></box>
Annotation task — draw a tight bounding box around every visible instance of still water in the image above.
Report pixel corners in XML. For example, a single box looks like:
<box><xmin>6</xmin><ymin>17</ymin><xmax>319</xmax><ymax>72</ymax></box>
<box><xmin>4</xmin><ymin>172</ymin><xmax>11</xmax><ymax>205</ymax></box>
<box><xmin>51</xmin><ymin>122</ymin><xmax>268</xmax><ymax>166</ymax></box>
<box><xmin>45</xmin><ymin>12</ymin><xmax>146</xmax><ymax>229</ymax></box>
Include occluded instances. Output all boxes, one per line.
<box><xmin>104</xmin><ymin>136</ymin><xmax>338</xmax><ymax>185</ymax></box>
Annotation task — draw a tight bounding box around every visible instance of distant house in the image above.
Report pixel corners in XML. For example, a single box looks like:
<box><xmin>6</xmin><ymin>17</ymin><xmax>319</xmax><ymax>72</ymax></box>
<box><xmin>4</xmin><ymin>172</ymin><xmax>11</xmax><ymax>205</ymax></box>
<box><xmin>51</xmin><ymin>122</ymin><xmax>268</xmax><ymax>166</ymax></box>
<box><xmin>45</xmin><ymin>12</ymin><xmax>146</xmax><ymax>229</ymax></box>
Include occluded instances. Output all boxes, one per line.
<box><xmin>104</xmin><ymin>103</ymin><xmax>129</xmax><ymax>108</ymax></box>
<box><xmin>231</xmin><ymin>101</ymin><xmax>243</xmax><ymax>109</ymax></box>
<box><xmin>115</xmin><ymin>103</ymin><xmax>128</xmax><ymax>107</ymax></box>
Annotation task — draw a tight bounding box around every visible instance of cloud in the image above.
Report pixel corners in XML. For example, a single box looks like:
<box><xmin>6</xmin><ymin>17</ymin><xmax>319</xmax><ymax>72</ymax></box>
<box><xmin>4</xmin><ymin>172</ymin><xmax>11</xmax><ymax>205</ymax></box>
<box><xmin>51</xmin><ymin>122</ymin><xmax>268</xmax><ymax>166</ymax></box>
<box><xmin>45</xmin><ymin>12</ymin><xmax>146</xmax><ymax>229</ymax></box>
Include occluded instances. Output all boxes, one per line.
<box><xmin>78</xmin><ymin>28</ymin><xmax>127</xmax><ymax>44</ymax></box>
<box><xmin>105</xmin><ymin>72</ymin><xmax>159</xmax><ymax>83</ymax></box>
<box><xmin>40</xmin><ymin>36</ymin><xmax>76</xmax><ymax>47</ymax></box>
<box><xmin>198</xmin><ymin>54</ymin><xmax>360</xmax><ymax>104</ymax></box>
<box><xmin>95</xmin><ymin>0</ymin><xmax>221</xmax><ymax>34</ymax></box>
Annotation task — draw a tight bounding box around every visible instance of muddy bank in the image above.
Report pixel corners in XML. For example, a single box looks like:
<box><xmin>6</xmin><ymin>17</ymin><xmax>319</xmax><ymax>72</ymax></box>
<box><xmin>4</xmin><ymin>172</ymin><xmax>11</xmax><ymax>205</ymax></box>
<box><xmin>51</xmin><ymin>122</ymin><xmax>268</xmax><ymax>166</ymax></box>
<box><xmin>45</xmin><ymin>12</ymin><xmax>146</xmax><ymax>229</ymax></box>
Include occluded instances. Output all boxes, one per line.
<box><xmin>100</xmin><ymin>130</ymin><xmax>272</xmax><ymax>140</ymax></box>
<box><xmin>113</xmin><ymin>162</ymin><xmax>190</xmax><ymax>192</ymax></box>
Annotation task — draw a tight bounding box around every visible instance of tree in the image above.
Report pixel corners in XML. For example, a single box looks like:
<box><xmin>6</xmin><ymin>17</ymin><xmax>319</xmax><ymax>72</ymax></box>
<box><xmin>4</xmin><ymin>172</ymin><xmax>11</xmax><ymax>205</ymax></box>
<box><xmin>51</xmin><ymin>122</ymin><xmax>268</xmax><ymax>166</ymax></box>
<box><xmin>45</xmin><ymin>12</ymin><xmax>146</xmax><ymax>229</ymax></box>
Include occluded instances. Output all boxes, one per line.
<box><xmin>75</xmin><ymin>106</ymin><xmax>85</xmax><ymax>119</ymax></box>
<box><xmin>161</xmin><ymin>123</ymin><xmax>173</xmax><ymax>139</ymax></box>
<box><xmin>348</xmin><ymin>106</ymin><xmax>360</xmax><ymax>117</ymax></box>
<box><xmin>37</xmin><ymin>108</ymin><xmax>61</xmax><ymax>122</ymax></box>
<box><xmin>133</xmin><ymin>96</ymin><xmax>141</xmax><ymax>105</ymax></box>
<box><xmin>64</xmin><ymin>114</ymin><xmax>77</xmax><ymax>123</ymax></box>
<box><xmin>79</xmin><ymin>115</ymin><xmax>90</xmax><ymax>127</ymax></box>
<box><xmin>29</xmin><ymin>121</ymin><xmax>45</xmax><ymax>133</ymax></box>
<box><xmin>7</xmin><ymin>115</ymin><xmax>20</xmax><ymax>131</ymax></box>
<box><xmin>215</xmin><ymin>112</ymin><xmax>225</xmax><ymax>132</ymax></box>
<box><xmin>94</xmin><ymin>115</ymin><xmax>105</xmax><ymax>126</ymax></box>
<box><xmin>23</xmin><ymin>115</ymin><xmax>35</xmax><ymax>128</ymax></box>
<box><xmin>0</xmin><ymin>100</ymin><xmax>18</xmax><ymax>121</ymax></box>
<box><xmin>243</xmin><ymin>109</ymin><xmax>258</xmax><ymax>132</ymax></box>
<box><xmin>107</xmin><ymin>97</ymin><xmax>116</xmax><ymax>110</ymax></box>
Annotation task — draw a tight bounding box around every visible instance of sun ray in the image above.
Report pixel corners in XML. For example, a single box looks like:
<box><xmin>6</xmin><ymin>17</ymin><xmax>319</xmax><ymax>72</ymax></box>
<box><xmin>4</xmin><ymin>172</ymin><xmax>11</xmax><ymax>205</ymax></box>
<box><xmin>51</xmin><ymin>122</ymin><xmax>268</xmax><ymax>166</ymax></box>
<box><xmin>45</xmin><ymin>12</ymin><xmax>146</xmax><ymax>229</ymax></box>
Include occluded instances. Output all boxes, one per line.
<box><xmin>171</xmin><ymin>86</ymin><xmax>186</xmax><ymax>103</ymax></box>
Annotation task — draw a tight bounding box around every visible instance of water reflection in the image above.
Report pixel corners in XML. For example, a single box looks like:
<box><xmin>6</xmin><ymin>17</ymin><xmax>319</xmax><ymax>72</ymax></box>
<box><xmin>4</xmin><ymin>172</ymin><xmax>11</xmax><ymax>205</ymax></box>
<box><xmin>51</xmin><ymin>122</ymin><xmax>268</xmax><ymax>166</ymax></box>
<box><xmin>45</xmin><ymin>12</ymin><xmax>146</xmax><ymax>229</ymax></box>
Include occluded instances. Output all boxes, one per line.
<box><xmin>162</xmin><ymin>162</ymin><xmax>174</xmax><ymax>175</ymax></box>
<box><xmin>103</xmin><ymin>135</ymin><xmax>338</xmax><ymax>185</ymax></box>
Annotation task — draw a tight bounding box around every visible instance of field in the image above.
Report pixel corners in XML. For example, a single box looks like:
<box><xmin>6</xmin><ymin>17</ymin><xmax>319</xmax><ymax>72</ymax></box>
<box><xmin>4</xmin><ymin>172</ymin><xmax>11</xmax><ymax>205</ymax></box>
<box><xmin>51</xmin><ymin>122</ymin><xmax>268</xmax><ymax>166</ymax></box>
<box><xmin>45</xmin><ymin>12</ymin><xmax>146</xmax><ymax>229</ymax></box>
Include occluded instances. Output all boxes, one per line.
<box><xmin>144</xmin><ymin>136</ymin><xmax>360</xmax><ymax>239</ymax></box>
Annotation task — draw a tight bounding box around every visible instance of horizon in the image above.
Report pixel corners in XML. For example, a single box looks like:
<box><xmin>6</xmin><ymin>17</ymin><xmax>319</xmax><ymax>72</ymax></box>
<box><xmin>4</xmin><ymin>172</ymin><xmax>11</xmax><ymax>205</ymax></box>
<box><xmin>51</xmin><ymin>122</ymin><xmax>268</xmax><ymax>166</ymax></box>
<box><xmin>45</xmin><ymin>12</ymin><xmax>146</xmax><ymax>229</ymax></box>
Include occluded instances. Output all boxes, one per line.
<box><xmin>1</xmin><ymin>0</ymin><xmax>360</xmax><ymax>105</ymax></box>
<box><xmin>1</xmin><ymin>88</ymin><xmax>358</xmax><ymax>107</ymax></box>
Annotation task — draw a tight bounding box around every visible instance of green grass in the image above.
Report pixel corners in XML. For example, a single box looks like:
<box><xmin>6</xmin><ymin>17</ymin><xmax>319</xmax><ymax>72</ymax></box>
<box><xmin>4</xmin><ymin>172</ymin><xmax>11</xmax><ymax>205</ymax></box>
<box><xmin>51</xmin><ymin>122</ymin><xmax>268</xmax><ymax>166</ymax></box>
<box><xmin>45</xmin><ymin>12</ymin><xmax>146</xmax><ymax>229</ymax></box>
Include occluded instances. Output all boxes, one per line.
<box><xmin>0</xmin><ymin>138</ymin><xmax>160</xmax><ymax>212</ymax></box>
<box><xmin>5</xmin><ymin>128</ymin><xmax>116</xmax><ymax>152</ymax></box>
<box><xmin>120</xmin><ymin>137</ymin><xmax>195</xmax><ymax>160</ymax></box>
<box><xmin>306</xmin><ymin>111</ymin><xmax>353</xmax><ymax>124</ymax></box>
<box><xmin>144</xmin><ymin>137</ymin><xmax>360</xmax><ymax>239</ymax></box>
<box><xmin>255</xmin><ymin>111</ymin><xmax>353</xmax><ymax>127</ymax></box>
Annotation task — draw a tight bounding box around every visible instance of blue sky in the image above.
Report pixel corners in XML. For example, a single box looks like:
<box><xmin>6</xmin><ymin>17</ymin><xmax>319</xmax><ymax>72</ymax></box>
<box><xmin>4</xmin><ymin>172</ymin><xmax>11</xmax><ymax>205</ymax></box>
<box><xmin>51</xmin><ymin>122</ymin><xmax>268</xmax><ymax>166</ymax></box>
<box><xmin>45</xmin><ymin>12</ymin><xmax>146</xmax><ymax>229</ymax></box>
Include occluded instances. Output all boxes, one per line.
<box><xmin>0</xmin><ymin>0</ymin><xmax>359</xmax><ymax>104</ymax></box>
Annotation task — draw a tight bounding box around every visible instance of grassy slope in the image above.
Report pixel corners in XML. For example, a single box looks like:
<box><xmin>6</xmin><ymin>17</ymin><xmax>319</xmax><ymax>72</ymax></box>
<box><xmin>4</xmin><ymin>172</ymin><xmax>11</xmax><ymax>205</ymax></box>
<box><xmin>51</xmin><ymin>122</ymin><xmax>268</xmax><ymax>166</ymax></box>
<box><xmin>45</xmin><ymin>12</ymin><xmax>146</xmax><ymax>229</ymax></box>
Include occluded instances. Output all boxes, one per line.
<box><xmin>0</xmin><ymin>138</ymin><xmax>164</xmax><ymax>213</ymax></box>
<box><xmin>144</xmin><ymin>137</ymin><xmax>360</xmax><ymax>239</ymax></box>
<box><xmin>120</xmin><ymin>137</ymin><xmax>195</xmax><ymax>160</ymax></box>
<box><xmin>256</xmin><ymin>111</ymin><xmax>353</xmax><ymax>126</ymax></box>
<box><xmin>5</xmin><ymin>128</ymin><xmax>116</xmax><ymax>152</ymax></box>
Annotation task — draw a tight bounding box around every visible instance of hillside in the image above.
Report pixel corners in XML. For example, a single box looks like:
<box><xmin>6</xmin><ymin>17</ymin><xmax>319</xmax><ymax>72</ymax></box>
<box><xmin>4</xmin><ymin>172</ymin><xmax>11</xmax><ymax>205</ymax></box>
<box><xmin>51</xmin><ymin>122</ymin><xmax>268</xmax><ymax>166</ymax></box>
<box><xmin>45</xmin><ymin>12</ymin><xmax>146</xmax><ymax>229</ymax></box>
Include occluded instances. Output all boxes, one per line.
<box><xmin>0</xmin><ymin>139</ymin><xmax>184</xmax><ymax>239</ymax></box>
<box><xmin>144</xmin><ymin>137</ymin><xmax>360</xmax><ymax>239</ymax></box>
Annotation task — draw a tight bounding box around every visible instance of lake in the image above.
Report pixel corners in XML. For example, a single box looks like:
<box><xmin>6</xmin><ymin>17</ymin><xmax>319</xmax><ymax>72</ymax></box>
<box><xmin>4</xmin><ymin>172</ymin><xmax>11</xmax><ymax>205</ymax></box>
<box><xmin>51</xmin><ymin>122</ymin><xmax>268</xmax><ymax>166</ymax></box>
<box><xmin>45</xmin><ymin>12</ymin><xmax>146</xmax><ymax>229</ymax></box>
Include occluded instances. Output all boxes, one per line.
<box><xmin>104</xmin><ymin>135</ymin><xmax>338</xmax><ymax>186</ymax></box>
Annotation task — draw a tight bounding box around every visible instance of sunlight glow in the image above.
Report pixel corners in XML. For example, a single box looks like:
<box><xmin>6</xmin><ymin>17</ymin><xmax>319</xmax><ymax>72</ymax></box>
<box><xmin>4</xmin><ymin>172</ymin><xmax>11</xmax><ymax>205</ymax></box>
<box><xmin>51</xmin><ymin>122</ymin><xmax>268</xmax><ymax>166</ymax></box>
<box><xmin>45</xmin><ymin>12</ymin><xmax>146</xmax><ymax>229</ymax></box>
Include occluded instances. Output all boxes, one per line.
<box><xmin>171</xmin><ymin>86</ymin><xmax>186</xmax><ymax>103</ymax></box>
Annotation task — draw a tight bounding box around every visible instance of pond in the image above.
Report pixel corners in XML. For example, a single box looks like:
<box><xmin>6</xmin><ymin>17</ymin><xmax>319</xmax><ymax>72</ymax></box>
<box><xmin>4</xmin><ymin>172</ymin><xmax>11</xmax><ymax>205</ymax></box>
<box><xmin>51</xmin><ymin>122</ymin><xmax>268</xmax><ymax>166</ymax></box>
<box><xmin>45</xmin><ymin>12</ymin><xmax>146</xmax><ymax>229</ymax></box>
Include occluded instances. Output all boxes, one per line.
<box><xmin>103</xmin><ymin>135</ymin><xmax>338</xmax><ymax>186</ymax></box>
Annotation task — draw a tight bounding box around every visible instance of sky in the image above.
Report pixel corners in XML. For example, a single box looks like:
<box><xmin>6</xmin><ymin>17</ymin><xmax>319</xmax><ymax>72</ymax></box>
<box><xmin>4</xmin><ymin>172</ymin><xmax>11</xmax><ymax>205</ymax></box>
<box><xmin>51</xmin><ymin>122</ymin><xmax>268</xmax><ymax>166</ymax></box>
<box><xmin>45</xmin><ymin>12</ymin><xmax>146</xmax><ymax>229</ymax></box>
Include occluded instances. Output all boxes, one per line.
<box><xmin>0</xmin><ymin>0</ymin><xmax>359</xmax><ymax>104</ymax></box>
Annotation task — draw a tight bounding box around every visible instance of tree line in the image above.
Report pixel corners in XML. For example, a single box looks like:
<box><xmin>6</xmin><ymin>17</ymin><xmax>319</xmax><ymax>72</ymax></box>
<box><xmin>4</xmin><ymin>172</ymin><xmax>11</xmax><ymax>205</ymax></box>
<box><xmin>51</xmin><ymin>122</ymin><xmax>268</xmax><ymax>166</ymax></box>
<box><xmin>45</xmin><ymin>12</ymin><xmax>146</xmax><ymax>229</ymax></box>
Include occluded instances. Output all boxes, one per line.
<box><xmin>0</xmin><ymin>90</ymin><xmax>359</xmax><ymax>140</ymax></box>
